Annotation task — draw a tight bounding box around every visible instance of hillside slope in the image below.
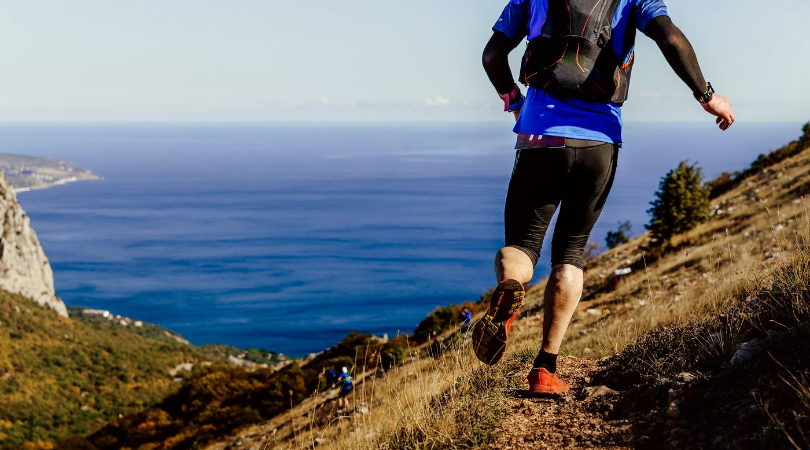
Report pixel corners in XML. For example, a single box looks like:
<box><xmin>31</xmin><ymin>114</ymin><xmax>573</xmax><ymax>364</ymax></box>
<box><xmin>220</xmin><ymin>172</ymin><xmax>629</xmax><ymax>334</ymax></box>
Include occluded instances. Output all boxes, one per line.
<box><xmin>201</xmin><ymin>124</ymin><xmax>810</xmax><ymax>450</ymax></box>
<box><xmin>0</xmin><ymin>291</ymin><xmax>220</xmax><ymax>448</ymax></box>
<box><xmin>0</xmin><ymin>293</ymin><xmax>289</xmax><ymax>449</ymax></box>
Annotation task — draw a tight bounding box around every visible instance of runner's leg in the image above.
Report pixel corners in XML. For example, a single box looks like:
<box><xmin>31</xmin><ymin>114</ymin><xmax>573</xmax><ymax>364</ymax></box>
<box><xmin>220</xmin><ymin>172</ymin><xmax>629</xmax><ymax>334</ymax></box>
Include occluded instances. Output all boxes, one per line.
<box><xmin>475</xmin><ymin>147</ymin><xmax>572</xmax><ymax>366</ymax></box>
<box><xmin>497</xmin><ymin>147</ymin><xmax>573</xmax><ymax>284</ymax></box>
<box><xmin>541</xmin><ymin>143</ymin><xmax>618</xmax><ymax>353</ymax></box>
<box><xmin>541</xmin><ymin>264</ymin><xmax>583</xmax><ymax>354</ymax></box>
<box><xmin>494</xmin><ymin>247</ymin><xmax>533</xmax><ymax>284</ymax></box>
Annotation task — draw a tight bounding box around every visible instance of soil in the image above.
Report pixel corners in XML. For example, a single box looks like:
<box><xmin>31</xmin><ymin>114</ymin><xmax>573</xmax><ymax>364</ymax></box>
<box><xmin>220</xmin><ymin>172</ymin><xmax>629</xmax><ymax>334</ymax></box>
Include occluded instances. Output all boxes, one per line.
<box><xmin>491</xmin><ymin>355</ymin><xmax>634</xmax><ymax>450</ymax></box>
<box><xmin>491</xmin><ymin>350</ymin><xmax>806</xmax><ymax>449</ymax></box>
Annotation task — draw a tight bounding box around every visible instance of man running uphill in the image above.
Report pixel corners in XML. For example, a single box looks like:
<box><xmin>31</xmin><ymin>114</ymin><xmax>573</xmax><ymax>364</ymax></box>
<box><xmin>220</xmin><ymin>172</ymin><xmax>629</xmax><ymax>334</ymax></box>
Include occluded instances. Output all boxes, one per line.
<box><xmin>472</xmin><ymin>0</ymin><xmax>734</xmax><ymax>395</ymax></box>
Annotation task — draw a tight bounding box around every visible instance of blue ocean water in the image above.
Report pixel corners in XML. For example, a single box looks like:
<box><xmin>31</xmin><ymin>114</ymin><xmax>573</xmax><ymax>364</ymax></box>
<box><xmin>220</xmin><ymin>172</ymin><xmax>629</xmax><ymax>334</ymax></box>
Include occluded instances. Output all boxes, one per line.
<box><xmin>0</xmin><ymin>122</ymin><xmax>801</xmax><ymax>355</ymax></box>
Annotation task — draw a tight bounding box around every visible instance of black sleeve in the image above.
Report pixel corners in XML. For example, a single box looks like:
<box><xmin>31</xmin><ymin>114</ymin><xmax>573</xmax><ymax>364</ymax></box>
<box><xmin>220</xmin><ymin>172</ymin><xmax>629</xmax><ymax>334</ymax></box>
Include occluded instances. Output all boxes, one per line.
<box><xmin>643</xmin><ymin>16</ymin><xmax>707</xmax><ymax>96</ymax></box>
<box><xmin>482</xmin><ymin>30</ymin><xmax>522</xmax><ymax>95</ymax></box>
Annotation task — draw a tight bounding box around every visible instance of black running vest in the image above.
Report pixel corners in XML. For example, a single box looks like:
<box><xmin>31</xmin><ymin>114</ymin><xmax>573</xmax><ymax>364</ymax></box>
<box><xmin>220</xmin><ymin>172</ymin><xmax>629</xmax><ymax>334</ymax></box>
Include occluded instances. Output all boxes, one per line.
<box><xmin>519</xmin><ymin>0</ymin><xmax>633</xmax><ymax>106</ymax></box>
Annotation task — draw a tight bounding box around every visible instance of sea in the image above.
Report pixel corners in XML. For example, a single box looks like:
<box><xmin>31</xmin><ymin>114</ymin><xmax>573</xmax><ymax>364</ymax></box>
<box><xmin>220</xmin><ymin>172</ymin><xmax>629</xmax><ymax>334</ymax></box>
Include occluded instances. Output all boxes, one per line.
<box><xmin>0</xmin><ymin>121</ymin><xmax>801</xmax><ymax>356</ymax></box>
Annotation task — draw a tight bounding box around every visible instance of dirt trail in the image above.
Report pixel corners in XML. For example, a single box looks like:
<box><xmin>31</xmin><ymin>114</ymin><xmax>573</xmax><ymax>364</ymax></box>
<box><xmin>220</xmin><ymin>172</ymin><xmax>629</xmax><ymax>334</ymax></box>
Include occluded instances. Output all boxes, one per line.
<box><xmin>492</xmin><ymin>355</ymin><xmax>634</xmax><ymax>450</ymax></box>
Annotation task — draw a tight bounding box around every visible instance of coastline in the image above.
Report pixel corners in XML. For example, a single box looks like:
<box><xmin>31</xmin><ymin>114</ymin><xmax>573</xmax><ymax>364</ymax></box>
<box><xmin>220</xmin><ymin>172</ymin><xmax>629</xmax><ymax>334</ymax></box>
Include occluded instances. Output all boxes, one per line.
<box><xmin>13</xmin><ymin>174</ymin><xmax>102</xmax><ymax>194</ymax></box>
<box><xmin>9</xmin><ymin>122</ymin><xmax>805</xmax><ymax>356</ymax></box>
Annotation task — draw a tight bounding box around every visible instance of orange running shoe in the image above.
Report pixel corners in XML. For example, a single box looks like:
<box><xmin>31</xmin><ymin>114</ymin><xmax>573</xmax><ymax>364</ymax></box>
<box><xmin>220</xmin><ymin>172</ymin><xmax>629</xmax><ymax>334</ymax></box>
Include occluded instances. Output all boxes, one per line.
<box><xmin>472</xmin><ymin>279</ymin><xmax>524</xmax><ymax>365</ymax></box>
<box><xmin>527</xmin><ymin>368</ymin><xmax>569</xmax><ymax>395</ymax></box>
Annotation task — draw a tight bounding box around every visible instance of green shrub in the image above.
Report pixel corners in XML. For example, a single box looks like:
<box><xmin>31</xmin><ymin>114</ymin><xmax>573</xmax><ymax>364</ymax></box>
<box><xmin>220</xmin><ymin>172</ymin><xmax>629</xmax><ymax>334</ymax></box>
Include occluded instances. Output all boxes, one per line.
<box><xmin>414</xmin><ymin>305</ymin><xmax>462</xmax><ymax>343</ymax></box>
<box><xmin>76</xmin><ymin>331</ymin><xmax>416</xmax><ymax>450</ymax></box>
<box><xmin>705</xmin><ymin>171</ymin><xmax>738</xmax><ymax>199</ymax></box>
<box><xmin>413</xmin><ymin>301</ymin><xmax>477</xmax><ymax>343</ymax></box>
<box><xmin>0</xmin><ymin>292</ymin><xmax>217</xmax><ymax>449</ymax></box>
<box><xmin>646</xmin><ymin>161</ymin><xmax>710</xmax><ymax>245</ymax></box>
<box><xmin>605</xmin><ymin>221</ymin><xmax>632</xmax><ymax>249</ymax></box>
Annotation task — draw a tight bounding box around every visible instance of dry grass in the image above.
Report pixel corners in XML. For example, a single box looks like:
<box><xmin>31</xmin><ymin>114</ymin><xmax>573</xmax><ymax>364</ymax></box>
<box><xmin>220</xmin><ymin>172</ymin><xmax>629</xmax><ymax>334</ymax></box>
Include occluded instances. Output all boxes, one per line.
<box><xmin>217</xmin><ymin>312</ymin><xmax>548</xmax><ymax>450</ymax></box>
<box><xmin>253</xmin><ymin>326</ymin><xmax>520</xmax><ymax>450</ymax></box>
<box><xmin>212</xmin><ymin>143</ymin><xmax>810</xmax><ymax>450</ymax></box>
<box><xmin>762</xmin><ymin>358</ymin><xmax>810</xmax><ymax>450</ymax></box>
<box><xmin>557</xmin><ymin>151</ymin><xmax>810</xmax><ymax>365</ymax></box>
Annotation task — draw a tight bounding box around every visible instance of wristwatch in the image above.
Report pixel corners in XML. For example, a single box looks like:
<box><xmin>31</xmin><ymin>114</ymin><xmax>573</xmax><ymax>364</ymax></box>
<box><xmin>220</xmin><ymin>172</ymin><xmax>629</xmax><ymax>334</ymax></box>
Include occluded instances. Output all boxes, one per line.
<box><xmin>694</xmin><ymin>82</ymin><xmax>714</xmax><ymax>104</ymax></box>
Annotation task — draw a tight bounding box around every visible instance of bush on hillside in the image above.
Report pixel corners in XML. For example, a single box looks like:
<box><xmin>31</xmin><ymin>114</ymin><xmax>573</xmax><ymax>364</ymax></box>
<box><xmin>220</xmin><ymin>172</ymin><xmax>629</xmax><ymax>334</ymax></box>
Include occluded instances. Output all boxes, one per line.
<box><xmin>646</xmin><ymin>161</ymin><xmax>710</xmax><ymax>245</ymax></box>
<box><xmin>705</xmin><ymin>171</ymin><xmax>737</xmax><ymax>198</ymax></box>
<box><xmin>605</xmin><ymin>221</ymin><xmax>632</xmax><ymax>249</ymax></box>
<box><xmin>742</xmin><ymin>122</ymin><xmax>810</xmax><ymax>179</ymax></box>
<box><xmin>707</xmin><ymin>122</ymin><xmax>810</xmax><ymax>199</ymax></box>
<box><xmin>71</xmin><ymin>331</ymin><xmax>415</xmax><ymax>450</ymax></box>
<box><xmin>199</xmin><ymin>344</ymin><xmax>281</xmax><ymax>366</ymax></box>
<box><xmin>61</xmin><ymin>364</ymin><xmax>309</xmax><ymax>450</ymax></box>
<box><xmin>414</xmin><ymin>301</ymin><xmax>477</xmax><ymax>343</ymax></box>
<box><xmin>0</xmin><ymin>293</ymin><xmax>217</xmax><ymax>449</ymax></box>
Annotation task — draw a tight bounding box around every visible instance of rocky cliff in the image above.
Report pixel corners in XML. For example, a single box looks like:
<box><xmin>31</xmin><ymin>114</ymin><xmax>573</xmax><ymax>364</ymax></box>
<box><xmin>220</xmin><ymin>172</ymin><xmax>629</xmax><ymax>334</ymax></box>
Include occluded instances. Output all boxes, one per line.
<box><xmin>0</xmin><ymin>170</ymin><xmax>67</xmax><ymax>317</ymax></box>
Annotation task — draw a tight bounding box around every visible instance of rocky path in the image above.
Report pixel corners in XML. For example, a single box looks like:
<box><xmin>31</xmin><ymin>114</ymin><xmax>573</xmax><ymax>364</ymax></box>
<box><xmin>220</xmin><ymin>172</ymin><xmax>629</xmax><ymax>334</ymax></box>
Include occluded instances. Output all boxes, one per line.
<box><xmin>491</xmin><ymin>356</ymin><xmax>634</xmax><ymax>449</ymax></box>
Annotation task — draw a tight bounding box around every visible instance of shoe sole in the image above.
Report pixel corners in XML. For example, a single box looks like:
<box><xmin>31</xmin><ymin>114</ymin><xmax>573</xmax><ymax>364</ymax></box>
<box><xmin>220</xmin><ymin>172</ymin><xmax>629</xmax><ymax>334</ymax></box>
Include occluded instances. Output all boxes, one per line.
<box><xmin>472</xmin><ymin>314</ymin><xmax>507</xmax><ymax>365</ymax></box>
<box><xmin>528</xmin><ymin>385</ymin><xmax>569</xmax><ymax>396</ymax></box>
<box><xmin>472</xmin><ymin>280</ymin><xmax>525</xmax><ymax>366</ymax></box>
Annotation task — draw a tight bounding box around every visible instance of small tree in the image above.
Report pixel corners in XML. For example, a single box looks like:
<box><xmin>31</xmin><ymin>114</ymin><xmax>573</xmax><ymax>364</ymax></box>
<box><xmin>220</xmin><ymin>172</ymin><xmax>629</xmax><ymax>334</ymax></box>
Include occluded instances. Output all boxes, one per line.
<box><xmin>799</xmin><ymin>122</ymin><xmax>810</xmax><ymax>150</ymax></box>
<box><xmin>605</xmin><ymin>221</ymin><xmax>632</xmax><ymax>249</ymax></box>
<box><xmin>646</xmin><ymin>161</ymin><xmax>710</xmax><ymax>245</ymax></box>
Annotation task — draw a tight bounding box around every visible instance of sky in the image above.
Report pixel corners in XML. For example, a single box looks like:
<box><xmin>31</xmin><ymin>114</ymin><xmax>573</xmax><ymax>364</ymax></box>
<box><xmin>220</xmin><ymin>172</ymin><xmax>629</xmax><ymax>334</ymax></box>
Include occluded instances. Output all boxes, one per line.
<box><xmin>0</xmin><ymin>0</ymin><xmax>808</xmax><ymax>122</ymax></box>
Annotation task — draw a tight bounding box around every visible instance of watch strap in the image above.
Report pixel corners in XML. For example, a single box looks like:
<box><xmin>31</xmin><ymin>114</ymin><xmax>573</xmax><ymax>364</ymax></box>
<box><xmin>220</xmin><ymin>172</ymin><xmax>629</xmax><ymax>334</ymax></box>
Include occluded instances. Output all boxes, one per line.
<box><xmin>694</xmin><ymin>82</ymin><xmax>715</xmax><ymax>104</ymax></box>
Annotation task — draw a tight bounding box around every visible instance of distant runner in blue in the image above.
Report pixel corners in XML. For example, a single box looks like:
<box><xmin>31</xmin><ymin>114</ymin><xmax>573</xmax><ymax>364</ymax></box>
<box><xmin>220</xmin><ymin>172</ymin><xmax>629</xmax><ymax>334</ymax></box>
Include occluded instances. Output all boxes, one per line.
<box><xmin>460</xmin><ymin>307</ymin><xmax>473</xmax><ymax>327</ymax></box>
<box><xmin>471</xmin><ymin>0</ymin><xmax>735</xmax><ymax>396</ymax></box>
<box><xmin>325</xmin><ymin>369</ymin><xmax>337</xmax><ymax>388</ymax></box>
<box><xmin>336</xmin><ymin>366</ymin><xmax>353</xmax><ymax>411</ymax></box>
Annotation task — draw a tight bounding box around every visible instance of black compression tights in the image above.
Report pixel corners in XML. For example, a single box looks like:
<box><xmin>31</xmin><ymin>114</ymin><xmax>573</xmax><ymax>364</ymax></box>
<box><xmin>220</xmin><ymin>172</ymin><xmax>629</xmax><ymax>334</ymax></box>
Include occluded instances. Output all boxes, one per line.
<box><xmin>504</xmin><ymin>141</ymin><xmax>618</xmax><ymax>269</ymax></box>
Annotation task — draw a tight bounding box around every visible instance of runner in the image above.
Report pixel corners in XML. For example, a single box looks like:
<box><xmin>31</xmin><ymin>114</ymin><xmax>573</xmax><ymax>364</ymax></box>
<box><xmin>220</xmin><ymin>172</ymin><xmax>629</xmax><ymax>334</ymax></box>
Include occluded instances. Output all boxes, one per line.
<box><xmin>472</xmin><ymin>0</ymin><xmax>734</xmax><ymax>395</ymax></box>
<box><xmin>336</xmin><ymin>367</ymin><xmax>353</xmax><ymax>411</ymax></box>
<box><xmin>325</xmin><ymin>369</ymin><xmax>337</xmax><ymax>389</ymax></box>
<box><xmin>459</xmin><ymin>307</ymin><xmax>473</xmax><ymax>327</ymax></box>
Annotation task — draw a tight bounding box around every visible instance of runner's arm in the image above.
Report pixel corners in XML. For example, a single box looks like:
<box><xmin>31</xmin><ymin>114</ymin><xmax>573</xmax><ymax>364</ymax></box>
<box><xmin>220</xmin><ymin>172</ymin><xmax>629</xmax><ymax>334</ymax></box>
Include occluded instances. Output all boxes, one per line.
<box><xmin>644</xmin><ymin>16</ymin><xmax>735</xmax><ymax>130</ymax></box>
<box><xmin>482</xmin><ymin>30</ymin><xmax>521</xmax><ymax>95</ymax></box>
<box><xmin>483</xmin><ymin>31</ymin><xmax>524</xmax><ymax>119</ymax></box>
<box><xmin>643</xmin><ymin>16</ymin><xmax>706</xmax><ymax>95</ymax></box>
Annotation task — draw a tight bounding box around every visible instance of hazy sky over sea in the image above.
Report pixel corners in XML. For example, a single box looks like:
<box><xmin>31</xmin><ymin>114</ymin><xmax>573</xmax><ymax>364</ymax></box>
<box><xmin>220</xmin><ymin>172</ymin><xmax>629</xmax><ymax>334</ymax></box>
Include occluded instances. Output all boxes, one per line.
<box><xmin>1</xmin><ymin>0</ymin><xmax>807</xmax><ymax>122</ymax></box>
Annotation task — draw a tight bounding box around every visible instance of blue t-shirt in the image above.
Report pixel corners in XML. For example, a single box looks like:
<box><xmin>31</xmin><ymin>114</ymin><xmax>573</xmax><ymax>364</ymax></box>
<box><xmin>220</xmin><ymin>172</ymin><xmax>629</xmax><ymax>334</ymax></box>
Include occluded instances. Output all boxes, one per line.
<box><xmin>494</xmin><ymin>0</ymin><xmax>668</xmax><ymax>144</ymax></box>
<box><xmin>339</xmin><ymin>373</ymin><xmax>353</xmax><ymax>391</ymax></box>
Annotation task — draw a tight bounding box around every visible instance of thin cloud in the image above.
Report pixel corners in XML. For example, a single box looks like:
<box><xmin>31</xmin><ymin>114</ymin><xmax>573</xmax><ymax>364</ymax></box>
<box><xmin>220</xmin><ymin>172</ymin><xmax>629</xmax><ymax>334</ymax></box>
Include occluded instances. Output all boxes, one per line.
<box><xmin>426</xmin><ymin>94</ymin><xmax>451</xmax><ymax>107</ymax></box>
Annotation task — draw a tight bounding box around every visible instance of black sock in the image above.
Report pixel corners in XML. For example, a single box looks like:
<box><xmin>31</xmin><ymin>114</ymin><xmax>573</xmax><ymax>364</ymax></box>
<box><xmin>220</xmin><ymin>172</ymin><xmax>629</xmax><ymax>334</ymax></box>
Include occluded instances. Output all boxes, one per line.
<box><xmin>532</xmin><ymin>350</ymin><xmax>558</xmax><ymax>373</ymax></box>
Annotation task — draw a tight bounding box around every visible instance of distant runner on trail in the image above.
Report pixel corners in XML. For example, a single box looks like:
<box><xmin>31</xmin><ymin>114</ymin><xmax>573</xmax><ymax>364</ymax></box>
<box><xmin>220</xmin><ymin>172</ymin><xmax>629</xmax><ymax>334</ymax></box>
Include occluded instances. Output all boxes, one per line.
<box><xmin>472</xmin><ymin>0</ymin><xmax>734</xmax><ymax>395</ymax></box>
<box><xmin>460</xmin><ymin>307</ymin><xmax>473</xmax><ymax>327</ymax></box>
<box><xmin>325</xmin><ymin>369</ymin><xmax>338</xmax><ymax>388</ymax></box>
<box><xmin>336</xmin><ymin>367</ymin><xmax>353</xmax><ymax>411</ymax></box>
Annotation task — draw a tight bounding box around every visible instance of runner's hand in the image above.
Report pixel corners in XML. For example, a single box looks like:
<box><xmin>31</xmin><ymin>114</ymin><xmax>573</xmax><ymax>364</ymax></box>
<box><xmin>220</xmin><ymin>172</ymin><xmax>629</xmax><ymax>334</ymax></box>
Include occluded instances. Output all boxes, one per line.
<box><xmin>513</xmin><ymin>109</ymin><xmax>521</xmax><ymax>121</ymax></box>
<box><xmin>701</xmin><ymin>94</ymin><xmax>734</xmax><ymax>131</ymax></box>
